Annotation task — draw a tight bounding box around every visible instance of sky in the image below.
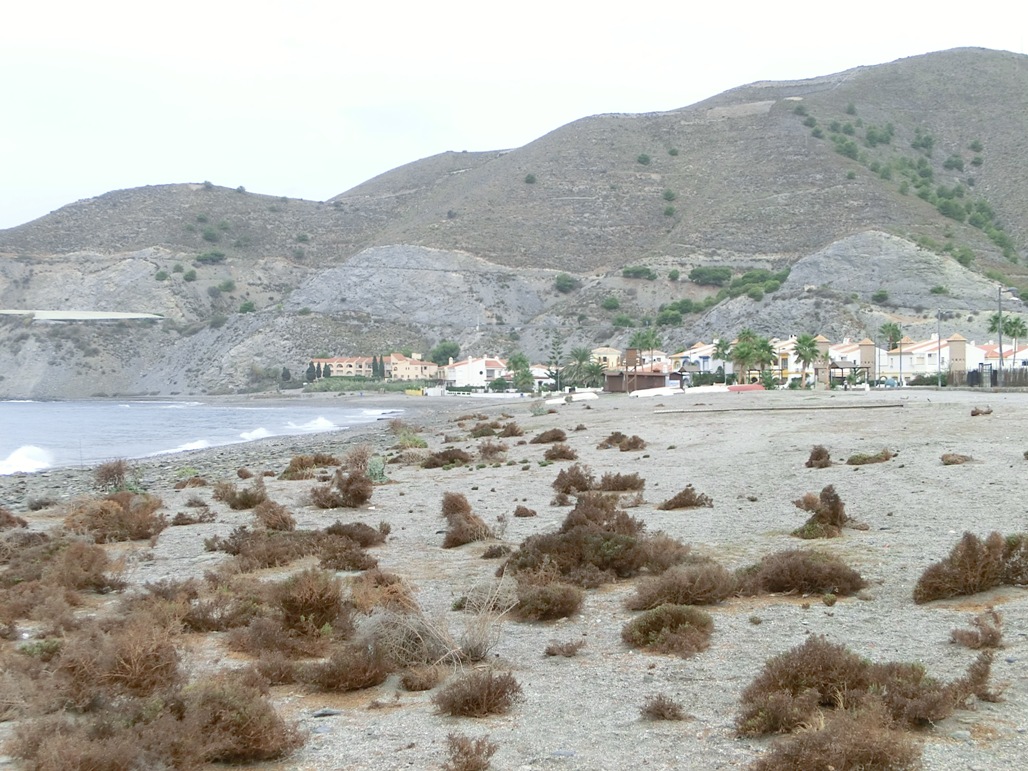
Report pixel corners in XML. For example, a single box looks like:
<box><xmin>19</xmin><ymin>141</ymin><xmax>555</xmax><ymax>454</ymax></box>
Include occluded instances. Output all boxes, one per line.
<box><xmin>2</xmin><ymin>1</ymin><xmax>1026</xmax><ymax>230</ymax></box>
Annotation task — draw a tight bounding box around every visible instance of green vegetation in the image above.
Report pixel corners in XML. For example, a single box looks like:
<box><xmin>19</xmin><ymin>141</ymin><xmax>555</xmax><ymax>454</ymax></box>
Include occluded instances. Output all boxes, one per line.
<box><xmin>871</xmin><ymin>290</ymin><xmax>889</xmax><ymax>303</ymax></box>
<box><xmin>969</xmin><ymin>139</ymin><xmax>984</xmax><ymax>152</ymax></box>
<box><xmin>218</xmin><ymin>279</ymin><xmax>236</xmax><ymax>293</ymax></box>
<box><xmin>296</xmin><ymin>233</ymin><xmax>310</xmax><ymax>243</ymax></box>
<box><xmin>429</xmin><ymin>340</ymin><xmax>460</xmax><ymax>366</ymax></box>
<box><xmin>636</xmin><ymin>153</ymin><xmax>651</xmax><ymax>165</ymax></box>
<box><xmin>688</xmin><ymin>266</ymin><xmax>732</xmax><ymax>286</ymax></box>
<box><xmin>201</xmin><ymin>227</ymin><xmax>220</xmax><ymax>243</ymax></box>
<box><xmin>524</xmin><ymin>173</ymin><xmax>536</xmax><ymax>184</ymax></box>
<box><xmin>196</xmin><ymin>251</ymin><xmax>226</xmax><ymax>265</ymax></box>
<box><xmin>668</xmin><ymin>147</ymin><xmax>679</xmax><ymax>156</ymax></box>
<box><xmin>601</xmin><ymin>296</ymin><xmax>620</xmax><ymax>311</ymax></box>
<box><xmin>155</xmin><ymin>270</ymin><xmax>169</xmax><ymax>281</ymax></box>
<box><xmin>306</xmin><ymin>377</ymin><xmax>435</xmax><ymax>394</ymax></box>
<box><xmin>668</xmin><ymin>269</ymin><xmax>679</xmax><ymax>281</ymax></box>
<box><xmin>662</xmin><ymin>190</ymin><xmax>676</xmax><ymax>201</ymax></box>
<box><xmin>238</xmin><ymin>301</ymin><xmax>256</xmax><ymax>313</ymax></box>
<box><xmin>663</xmin><ymin>206</ymin><xmax>676</xmax><ymax>217</ymax></box>
<box><xmin>183</xmin><ymin>269</ymin><xmax>197</xmax><ymax>282</ymax></box>
<box><xmin>930</xmin><ymin>285</ymin><xmax>948</xmax><ymax>295</ymax></box>
<box><xmin>172</xmin><ymin>263</ymin><xmax>184</xmax><ymax>273</ymax></box>
<box><xmin>622</xmin><ymin>266</ymin><xmax>658</xmax><ymax>280</ymax></box>
<box><xmin>554</xmin><ymin>273</ymin><xmax>580</xmax><ymax>293</ymax></box>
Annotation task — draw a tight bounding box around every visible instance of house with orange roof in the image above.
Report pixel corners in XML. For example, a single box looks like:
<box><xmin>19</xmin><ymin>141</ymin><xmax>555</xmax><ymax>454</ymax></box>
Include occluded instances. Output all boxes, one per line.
<box><xmin>443</xmin><ymin>356</ymin><xmax>508</xmax><ymax>388</ymax></box>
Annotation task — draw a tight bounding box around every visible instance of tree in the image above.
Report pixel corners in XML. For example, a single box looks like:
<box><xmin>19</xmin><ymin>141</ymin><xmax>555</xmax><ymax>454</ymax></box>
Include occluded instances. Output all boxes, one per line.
<box><xmin>546</xmin><ymin>331</ymin><xmax>567</xmax><ymax>391</ymax></box>
<box><xmin>564</xmin><ymin>347</ymin><xmax>593</xmax><ymax>387</ymax></box>
<box><xmin>306</xmin><ymin>362</ymin><xmax>317</xmax><ymax>382</ymax></box>
<box><xmin>371</xmin><ymin>355</ymin><xmax>379</xmax><ymax>378</ymax></box>
<box><xmin>281</xmin><ymin>367</ymin><xmax>291</xmax><ymax>382</ymax></box>
<box><xmin>713</xmin><ymin>337</ymin><xmax>732</xmax><ymax>382</ymax></box>
<box><xmin>1006</xmin><ymin>316</ymin><xmax>1027</xmax><ymax>368</ymax></box>
<box><xmin>315</xmin><ymin>362</ymin><xmax>322</xmax><ymax>379</ymax></box>
<box><xmin>429</xmin><ymin>340</ymin><xmax>460</xmax><ymax>366</ymax></box>
<box><xmin>554</xmin><ymin>273</ymin><xmax>580</xmax><ymax>293</ymax></box>
<box><xmin>583</xmin><ymin>361</ymin><xmax>607</xmax><ymax>388</ymax></box>
<box><xmin>629</xmin><ymin>329</ymin><xmax>661</xmax><ymax>370</ymax></box>
<box><xmin>506</xmin><ymin>351</ymin><xmax>534</xmax><ymax>393</ymax></box>
<box><xmin>322</xmin><ymin>363</ymin><xmax>332</xmax><ymax>378</ymax></box>
<box><xmin>793</xmin><ymin>334</ymin><xmax>820</xmax><ymax>388</ymax></box>
<box><xmin>880</xmin><ymin>322</ymin><xmax>902</xmax><ymax>351</ymax></box>
<box><xmin>489</xmin><ymin>377</ymin><xmax>509</xmax><ymax>392</ymax></box>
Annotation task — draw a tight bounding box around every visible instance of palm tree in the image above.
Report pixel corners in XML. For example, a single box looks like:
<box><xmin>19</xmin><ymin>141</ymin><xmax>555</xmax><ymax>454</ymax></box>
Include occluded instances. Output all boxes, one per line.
<box><xmin>880</xmin><ymin>322</ymin><xmax>902</xmax><ymax>351</ymax></box>
<box><xmin>987</xmin><ymin>312</ymin><xmax>1007</xmax><ymax>372</ymax></box>
<box><xmin>629</xmin><ymin>329</ymin><xmax>661</xmax><ymax>368</ymax></box>
<box><xmin>583</xmin><ymin>361</ymin><xmax>607</xmax><ymax>388</ymax></box>
<box><xmin>1007</xmin><ymin>316</ymin><xmax>1027</xmax><ymax>369</ymax></box>
<box><xmin>793</xmin><ymin>333</ymin><xmax>819</xmax><ymax>388</ymax></box>
<box><xmin>564</xmin><ymin>347</ymin><xmax>593</xmax><ymax>387</ymax></box>
<box><xmin>712</xmin><ymin>337</ymin><xmax>732</xmax><ymax>382</ymax></box>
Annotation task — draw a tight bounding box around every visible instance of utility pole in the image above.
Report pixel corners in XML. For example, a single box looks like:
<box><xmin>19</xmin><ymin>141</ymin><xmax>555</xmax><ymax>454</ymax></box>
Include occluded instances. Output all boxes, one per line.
<box><xmin>998</xmin><ymin>286</ymin><xmax>1004</xmax><ymax>388</ymax></box>
<box><xmin>937</xmin><ymin>309</ymin><xmax>942</xmax><ymax>388</ymax></box>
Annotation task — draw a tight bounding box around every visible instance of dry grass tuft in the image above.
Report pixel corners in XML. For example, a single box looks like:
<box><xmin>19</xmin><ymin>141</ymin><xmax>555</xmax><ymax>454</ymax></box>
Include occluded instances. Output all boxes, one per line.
<box><xmin>552</xmin><ymin>463</ymin><xmax>595</xmax><ymax>495</ymax></box>
<box><xmin>433</xmin><ymin>669</ymin><xmax>524</xmax><ymax>717</ymax></box>
<box><xmin>171</xmin><ymin>507</ymin><xmax>215</xmax><ymax>525</ymax></box>
<box><xmin>93</xmin><ymin>458</ymin><xmax>131</xmax><ymax>490</ymax></box>
<box><xmin>951</xmin><ymin>608</ymin><xmax>1004</xmax><ymax>649</ymax></box>
<box><xmin>805</xmin><ymin>444</ymin><xmax>832</xmax><ymax>468</ymax></box>
<box><xmin>846</xmin><ymin>448</ymin><xmax>893</xmax><ymax>466</ymax></box>
<box><xmin>0</xmin><ymin>505</ymin><xmax>28</xmax><ymax>530</ymax></box>
<box><xmin>441</xmin><ymin>493</ymin><xmax>493</xmax><ymax>549</ymax></box>
<box><xmin>319</xmin><ymin>535</ymin><xmax>379</xmax><ymax>571</ymax></box>
<box><xmin>544</xmin><ymin>443</ymin><xmax>577</xmax><ymax>461</ymax></box>
<box><xmin>622</xmin><ymin>604</ymin><xmax>713</xmax><ymax>657</ymax></box>
<box><xmin>443</xmin><ymin>732</ymin><xmax>499</xmax><ymax>771</ymax></box>
<box><xmin>657</xmin><ymin>485</ymin><xmax>713</xmax><ymax>510</ymax></box>
<box><xmin>513</xmin><ymin>505</ymin><xmax>537</xmax><ymax>518</ymax></box>
<box><xmin>530</xmin><ymin>428</ymin><xmax>567</xmax><ymax>444</ymax></box>
<box><xmin>350</xmin><ymin>568</ymin><xmax>418</xmax><ymax>614</ymax></box>
<box><xmin>971</xmin><ymin>405</ymin><xmax>993</xmax><ymax>416</ymax></box>
<box><xmin>212</xmin><ymin>477</ymin><xmax>268</xmax><ymax>509</ymax></box>
<box><xmin>791</xmin><ymin>484</ymin><xmax>849</xmax><ymax>539</ymax></box>
<box><xmin>515</xmin><ymin>580</ymin><xmax>584</xmax><ymax>621</ymax></box>
<box><xmin>596</xmin><ymin>431</ymin><xmax>628</xmax><ymax>449</ymax></box>
<box><xmin>174</xmin><ymin>475</ymin><xmax>208</xmax><ymax>489</ymax></box>
<box><xmin>941</xmin><ymin>452</ymin><xmax>973</xmax><ymax>465</ymax></box>
<box><xmin>423</xmin><ymin>448</ymin><xmax>474</xmax><ymax>469</ymax></box>
<box><xmin>737</xmin><ymin>549</ymin><xmax>866</xmax><ymax>597</ymax></box>
<box><xmin>498</xmin><ymin>422</ymin><xmax>524</xmax><ymax>437</ymax></box>
<box><xmin>280</xmin><ymin>453</ymin><xmax>339</xmax><ymax>480</ymax></box>
<box><xmin>640</xmin><ymin>693</ymin><xmax>686</xmax><ymax>721</ymax></box>
<box><xmin>618</xmin><ymin>435</ymin><xmax>647</xmax><ymax>451</ymax></box>
<box><xmin>544</xmin><ymin>639</ymin><xmax>586</xmax><ymax>657</ymax></box>
<box><xmin>310</xmin><ymin>469</ymin><xmax>373</xmax><ymax>508</ymax></box>
<box><xmin>400</xmin><ymin>664</ymin><xmax>447</xmax><ymax>691</ymax></box>
<box><xmin>300</xmin><ymin>643</ymin><xmax>389</xmax><ymax>692</ymax></box>
<box><xmin>253</xmin><ymin>499</ymin><xmax>296</xmax><ymax>531</ymax></box>
<box><xmin>627</xmin><ymin>563</ymin><xmax>736</xmax><ymax>610</ymax></box>
<box><xmin>478</xmin><ymin>440</ymin><xmax>509</xmax><ymax>461</ymax></box>
<box><xmin>596</xmin><ymin>472</ymin><xmax>645</xmax><ymax>491</ymax></box>
<box><xmin>913</xmin><ymin>531</ymin><xmax>1028</xmax><ymax>603</ymax></box>
<box><xmin>64</xmin><ymin>493</ymin><xmax>166</xmax><ymax>542</ymax></box>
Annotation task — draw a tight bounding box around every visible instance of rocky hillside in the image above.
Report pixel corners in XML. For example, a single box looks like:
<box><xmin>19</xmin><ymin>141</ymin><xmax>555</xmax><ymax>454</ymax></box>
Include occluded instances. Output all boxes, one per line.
<box><xmin>1</xmin><ymin>47</ymin><xmax>1027</xmax><ymax>397</ymax></box>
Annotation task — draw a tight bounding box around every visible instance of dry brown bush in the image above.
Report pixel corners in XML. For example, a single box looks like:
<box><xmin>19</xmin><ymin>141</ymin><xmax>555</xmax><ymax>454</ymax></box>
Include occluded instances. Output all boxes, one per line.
<box><xmin>441</xmin><ymin>494</ymin><xmax>493</xmax><ymax>549</ymax></box>
<box><xmin>174</xmin><ymin>475</ymin><xmax>208</xmax><ymax>489</ymax></box>
<box><xmin>301</xmin><ymin>643</ymin><xmax>389</xmax><ymax>692</ymax></box>
<box><xmin>212</xmin><ymin>477</ymin><xmax>268</xmax><ymax>509</ymax></box>
<box><xmin>627</xmin><ymin>563</ymin><xmax>736</xmax><ymax>610</ymax></box>
<box><xmin>309</xmin><ymin>468</ymin><xmax>373</xmax><ymax>508</ymax></box>
<box><xmin>513</xmin><ymin>505</ymin><xmax>537</xmax><ymax>518</ymax></box>
<box><xmin>951</xmin><ymin>608</ymin><xmax>1004</xmax><ymax>649</ymax></box>
<box><xmin>749</xmin><ymin>701</ymin><xmax>922</xmax><ymax>771</ymax></box>
<box><xmin>640</xmin><ymin>533</ymin><xmax>694</xmax><ymax>574</ymax></box>
<box><xmin>442</xmin><ymin>492</ymin><xmax>473</xmax><ymax>517</ymax></box>
<box><xmin>350</xmin><ymin>569</ymin><xmax>418</xmax><ymax>614</ymax></box>
<box><xmin>367</xmin><ymin>611</ymin><xmax>457</xmax><ymax>669</ymax></box>
<box><xmin>443</xmin><ymin>732</ymin><xmax>499</xmax><ymax>771</ymax></box>
<box><xmin>423</xmin><ymin>448</ymin><xmax>474</xmax><ymax>469</ymax></box>
<box><xmin>941</xmin><ymin>452</ymin><xmax>973</xmax><ymax>465</ymax></box>
<box><xmin>515</xmin><ymin>580</ymin><xmax>584</xmax><ymax>621</ymax></box>
<box><xmin>498</xmin><ymin>421</ymin><xmax>524</xmax><ymax>437</ymax></box>
<box><xmin>657</xmin><ymin>485</ymin><xmax>712</xmax><ymax>510</ymax></box>
<box><xmin>0</xmin><ymin>505</ymin><xmax>27</xmax><ymax>530</ymax></box>
<box><xmin>433</xmin><ymin>669</ymin><xmax>524</xmax><ymax>717</ymax></box>
<box><xmin>552</xmin><ymin>463</ymin><xmax>595</xmax><ymax>495</ymax></box>
<box><xmin>252</xmin><ymin>651</ymin><xmax>300</xmax><ymax>685</ymax></box>
<box><xmin>205</xmin><ymin>526</ymin><xmax>321</xmax><ymax>571</ymax></box>
<box><xmin>737</xmin><ymin>635</ymin><xmax>995</xmax><ymax>737</ymax></box>
<box><xmin>622</xmin><ymin>604</ymin><xmax>713</xmax><ymax>657</ymax></box>
<box><xmin>596</xmin><ymin>431</ymin><xmax>628</xmax><ymax>449</ymax></box>
<box><xmin>401</xmin><ymin>664</ymin><xmax>447</xmax><ymax>691</ymax></box>
<box><xmin>481</xmin><ymin>545</ymin><xmax>511</xmax><ymax>559</ymax></box>
<box><xmin>737</xmin><ymin>549</ymin><xmax>866</xmax><ymax>597</ymax></box>
<box><xmin>805</xmin><ymin>444</ymin><xmax>832</xmax><ymax>468</ymax></box>
<box><xmin>596</xmin><ymin>472</ymin><xmax>645</xmax><ymax>491</ymax></box>
<box><xmin>791</xmin><ymin>484</ymin><xmax>849</xmax><ymax>539</ymax></box>
<box><xmin>640</xmin><ymin>693</ymin><xmax>686</xmax><ymax>720</ymax></box>
<box><xmin>345</xmin><ymin>444</ymin><xmax>373</xmax><ymax>473</ymax></box>
<box><xmin>319</xmin><ymin>535</ymin><xmax>379</xmax><ymax>571</ymax></box>
<box><xmin>544</xmin><ymin>443</ymin><xmax>578</xmax><ymax>461</ymax></box>
<box><xmin>325</xmin><ymin>520</ymin><xmax>388</xmax><ymax>547</ymax></box>
<box><xmin>65</xmin><ymin>493</ymin><xmax>167</xmax><ymax>543</ymax></box>
<box><xmin>530</xmin><ymin>428</ymin><xmax>567</xmax><ymax>444</ymax></box>
<box><xmin>618</xmin><ymin>435</ymin><xmax>647</xmax><ymax>451</ymax></box>
<box><xmin>237</xmin><ymin>467</ymin><xmax>254</xmax><ymax>479</ymax></box>
<box><xmin>478</xmin><ymin>440</ymin><xmax>509</xmax><ymax>461</ymax></box>
<box><xmin>279</xmin><ymin>454</ymin><xmax>320</xmax><ymax>480</ymax></box>
<box><xmin>544</xmin><ymin>639</ymin><xmax>586</xmax><ymax>657</ymax></box>
<box><xmin>390</xmin><ymin>418</ymin><xmax>423</xmax><ymax>434</ymax></box>
<box><xmin>170</xmin><ymin>507</ymin><xmax>215</xmax><ymax>525</ymax></box>
<box><xmin>253</xmin><ymin>499</ymin><xmax>296</xmax><ymax>531</ymax></box>
<box><xmin>971</xmin><ymin>406</ymin><xmax>992</xmax><ymax>416</ymax></box>
<box><xmin>275</xmin><ymin>567</ymin><xmax>347</xmax><ymax>634</ymax></box>
<box><xmin>93</xmin><ymin>458</ymin><xmax>131</xmax><ymax>490</ymax></box>
<box><xmin>846</xmin><ymin>448</ymin><xmax>893</xmax><ymax>465</ymax></box>
<box><xmin>912</xmin><ymin>531</ymin><xmax>1028</xmax><ymax>603</ymax></box>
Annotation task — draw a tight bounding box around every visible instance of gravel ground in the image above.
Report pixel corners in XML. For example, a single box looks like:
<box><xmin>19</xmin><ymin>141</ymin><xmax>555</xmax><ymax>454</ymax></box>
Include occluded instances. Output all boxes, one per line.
<box><xmin>2</xmin><ymin>387</ymin><xmax>1028</xmax><ymax>770</ymax></box>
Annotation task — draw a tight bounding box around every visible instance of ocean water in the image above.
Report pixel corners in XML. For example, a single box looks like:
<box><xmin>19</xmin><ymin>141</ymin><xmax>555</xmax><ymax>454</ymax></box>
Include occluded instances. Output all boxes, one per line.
<box><xmin>0</xmin><ymin>400</ymin><xmax>401</xmax><ymax>474</ymax></box>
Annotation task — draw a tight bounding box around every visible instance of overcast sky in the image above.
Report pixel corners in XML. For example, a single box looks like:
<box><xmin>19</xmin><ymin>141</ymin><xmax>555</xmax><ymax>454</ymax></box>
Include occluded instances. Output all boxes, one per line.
<box><xmin>2</xmin><ymin>1</ymin><xmax>1025</xmax><ymax>230</ymax></box>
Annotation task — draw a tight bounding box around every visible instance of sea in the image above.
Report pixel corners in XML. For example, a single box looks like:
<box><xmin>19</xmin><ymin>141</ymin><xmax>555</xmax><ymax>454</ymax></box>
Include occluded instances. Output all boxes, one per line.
<box><xmin>0</xmin><ymin>400</ymin><xmax>402</xmax><ymax>475</ymax></box>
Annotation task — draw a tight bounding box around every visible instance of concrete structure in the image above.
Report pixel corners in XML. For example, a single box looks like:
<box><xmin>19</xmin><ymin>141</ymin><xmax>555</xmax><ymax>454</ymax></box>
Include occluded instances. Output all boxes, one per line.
<box><xmin>444</xmin><ymin>357</ymin><xmax>507</xmax><ymax>388</ymax></box>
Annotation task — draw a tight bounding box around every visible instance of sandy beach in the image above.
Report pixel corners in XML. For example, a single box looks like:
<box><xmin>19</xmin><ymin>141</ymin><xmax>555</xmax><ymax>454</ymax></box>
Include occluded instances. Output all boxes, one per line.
<box><xmin>2</xmin><ymin>386</ymin><xmax>1027</xmax><ymax>770</ymax></box>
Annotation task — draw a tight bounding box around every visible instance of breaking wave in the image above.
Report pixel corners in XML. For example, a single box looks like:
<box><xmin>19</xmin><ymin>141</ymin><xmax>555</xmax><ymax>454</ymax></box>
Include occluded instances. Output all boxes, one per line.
<box><xmin>0</xmin><ymin>445</ymin><xmax>54</xmax><ymax>475</ymax></box>
<box><xmin>240</xmin><ymin>427</ymin><xmax>273</xmax><ymax>441</ymax></box>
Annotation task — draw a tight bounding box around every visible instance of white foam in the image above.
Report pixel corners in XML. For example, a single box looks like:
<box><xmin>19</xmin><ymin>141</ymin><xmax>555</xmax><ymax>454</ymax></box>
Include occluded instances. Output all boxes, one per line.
<box><xmin>240</xmin><ymin>427</ymin><xmax>273</xmax><ymax>441</ymax></box>
<box><xmin>0</xmin><ymin>445</ymin><xmax>54</xmax><ymax>475</ymax></box>
<box><xmin>287</xmin><ymin>417</ymin><xmax>336</xmax><ymax>432</ymax></box>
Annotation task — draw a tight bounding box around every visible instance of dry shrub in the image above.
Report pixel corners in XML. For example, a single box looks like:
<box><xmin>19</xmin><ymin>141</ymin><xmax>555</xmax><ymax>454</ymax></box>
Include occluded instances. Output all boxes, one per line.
<box><xmin>912</xmin><ymin>531</ymin><xmax>1028</xmax><ymax>603</ymax></box>
<box><xmin>390</xmin><ymin>418</ymin><xmax>423</xmax><ymax>434</ymax></box>
<box><xmin>749</xmin><ymin>701</ymin><xmax>922</xmax><ymax>771</ymax></box>
<box><xmin>470</xmin><ymin>421</ymin><xmax>501</xmax><ymax>437</ymax></box>
<box><xmin>515</xmin><ymin>580</ymin><xmax>584</xmax><ymax>621</ymax></box>
<box><xmin>319</xmin><ymin>535</ymin><xmax>378</xmax><ymax>571</ymax></box>
<box><xmin>171</xmin><ymin>508</ymin><xmax>215</xmax><ymax>525</ymax></box>
<box><xmin>65</xmin><ymin>493</ymin><xmax>167</xmax><ymax>543</ymax></box>
<box><xmin>443</xmin><ymin>732</ymin><xmax>498</xmax><ymax>771</ymax></box>
<box><xmin>552</xmin><ymin>463</ymin><xmax>595</xmax><ymax>495</ymax></box>
<box><xmin>499</xmin><ymin>421</ymin><xmax>524</xmax><ymax>437</ymax></box>
<box><xmin>544</xmin><ymin>639</ymin><xmax>585</xmax><ymax>657</ymax></box>
<box><xmin>184</xmin><ymin>674</ymin><xmax>303</xmax><ymax>762</ymax></box>
<box><xmin>212</xmin><ymin>477</ymin><xmax>268</xmax><ymax>509</ymax></box>
<box><xmin>481</xmin><ymin>545</ymin><xmax>511</xmax><ymax>559</ymax></box>
<box><xmin>805</xmin><ymin>444</ymin><xmax>832</xmax><ymax>468</ymax></box>
<box><xmin>253</xmin><ymin>500</ymin><xmax>296</xmax><ymax>531</ymax></box>
<box><xmin>301</xmin><ymin>643</ymin><xmax>389</xmax><ymax>692</ymax></box>
<box><xmin>350</xmin><ymin>568</ymin><xmax>418</xmax><ymax>614</ymax></box>
<box><xmin>237</xmin><ymin>467</ymin><xmax>254</xmax><ymax>479</ymax></box>
<box><xmin>737</xmin><ymin>549</ymin><xmax>866</xmax><ymax>597</ymax></box>
<box><xmin>971</xmin><ymin>405</ymin><xmax>992</xmax><ymax>416</ymax></box>
<box><xmin>737</xmin><ymin>635</ymin><xmax>995</xmax><ymax>737</ymax></box>
<box><xmin>846</xmin><ymin>448</ymin><xmax>893</xmax><ymax>466</ymax></box>
<box><xmin>640</xmin><ymin>693</ymin><xmax>686</xmax><ymax>721</ymax></box>
<box><xmin>513</xmin><ymin>505</ymin><xmax>537</xmax><ymax>518</ymax></box>
<box><xmin>530</xmin><ymin>428</ymin><xmax>567</xmax><ymax>444</ymax></box>
<box><xmin>26</xmin><ymin>496</ymin><xmax>58</xmax><ymax>511</ymax></box>
<box><xmin>478</xmin><ymin>440</ymin><xmax>508</xmax><ymax>461</ymax></box>
<box><xmin>596</xmin><ymin>472</ymin><xmax>645</xmax><ymax>491</ymax></box>
<box><xmin>252</xmin><ymin>651</ymin><xmax>300</xmax><ymax>685</ymax></box>
<box><xmin>0</xmin><ymin>505</ymin><xmax>27</xmax><ymax>530</ymax></box>
<box><xmin>42</xmin><ymin>539</ymin><xmax>125</xmax><ymax>592</ymax></box>
<box><xmin>345</xmin><ymin>444</ymin><xmax>373</xmax><ymax>474</ymax></box>
<box><xmin>941</xmin><ymin>453</ymin><xmax>973</xmax><ymax>465</ymax></box>
<box><xmin>205</xmin><ymin>526</ymin><xmax>321</xmax><ymax>571</ymax></box>
<box><xmin>791</xmin><ymin>484</ymin><xmax>849</xmax><ymax>539</ymax></box>
<box><xmin>93</xmin><ymin>458</ymin><xmax>130</xmax><ymax>490</ymax></box>
<box><xmin>174</xmin><ymin>475</ymin><xmax>208</xmax><ymax>489</ymax></box>
<box><xmin>544</xmin><ymin>443</ymin><xmax>577</xmax><ymax>461</ymax></box>
<box><xmin>622</xmin><ymin>604</ymin><xmax>713</xmax><ymax>657</ymax></box>
<box><xmin>433</xmin><ymin>669</ymin><xmax>524</xmax><ymax>717</ymax></box>
<box><xmin>325</xmin><ymin>520</ymin><xmax>387</xmax><ymax>547</ymax></box>
<box><xmin>401</xmin><ymin>664</ymin><xmax>446</xmax><ymax>691</ymax></box>
<box><xmin>951</xmin><ymin>608</ymin><xmax>1004</xmax><ymax>649</ymax></box>
<box><xmin>596</xmin><ymin>431</ymin><xmax>628</xmax><ymax>449</ymax></box>
<box><xmin>626</xmin><ymin>563</ymin><xmax>736</xmax><ymax>610</ymax></box>
<box><xmin>441</xmin><ymin>493</ymin><xmax>493</xmax><ymax>549</ymax></box>
<box><xmin>310</xmin><ymin>469</ymin><xmax>373</xmax><ymax>508</ymax></box>
<box><xmin>279</xmin><ymin>455</ymin><xmax>316</xmax><ymax>480</ymax></box>
<box><xmin>618</xmin><ymin>435</ymin><xmax>647</xmax><ymax>451</ymax></box>
<box><xmin>423</xmin><ymin>448</ymin><xmax>474</xmax><ymax>469</ymax></box>
<box><xmin>275</xmin><ymin>568</ymin><xmax>346</xmax><ymax>634</ymax></box>
<box><xmin>657</xmin><ymin>485</ymin><xmax>712</xmax><ymax>510</ymax></box>
<box><xmin>367</xmin><ymin>611</ymin><xmax>458</xmax><ymax>668</ymax></box>
<box><xmin>640</xmin><ymin>533</ymin><xmax>694</xmax><ymax>574</ymax></box>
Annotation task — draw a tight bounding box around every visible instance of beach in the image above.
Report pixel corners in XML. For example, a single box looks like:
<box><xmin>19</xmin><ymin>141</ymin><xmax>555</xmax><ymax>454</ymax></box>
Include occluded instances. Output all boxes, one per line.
<box><xmin>2</xmin><ymin>386</ymin><xmax>1027</xmax><ymax>769</ymax></box>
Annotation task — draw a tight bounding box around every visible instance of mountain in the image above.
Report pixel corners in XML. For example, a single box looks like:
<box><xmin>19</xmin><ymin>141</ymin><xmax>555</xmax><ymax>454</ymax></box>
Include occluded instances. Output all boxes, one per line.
<box><xmin>1</xmin><ymin>47</ymin><xmax>1026</xmax><ymax>397</ymax></box>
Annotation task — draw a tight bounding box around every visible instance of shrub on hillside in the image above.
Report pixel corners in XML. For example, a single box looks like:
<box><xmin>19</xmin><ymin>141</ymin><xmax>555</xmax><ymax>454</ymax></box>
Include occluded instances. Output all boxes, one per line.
<box><xmin>213</xmin><ymin>478</ymin><xmax>268</xmax><ymax>510</ymax></box>
<box><xmin>552</xmin><ymin>463</ymin><xmax>595</xmax><ymax>495</ymax></box>
<box><xmin>423</xmin><ymin>448</ymin><xmax>474</xmax><ymax>469</ymax></box>
<box><xmin>64</xmin><ymin>493</ymin><xmax>166</xmax><ymax>542</ymax></box>
<box><xmin>951</xmin><ymin>608</ymin><xmax>1003</xmax><ymax>649</ymax></box>
<box><xmin>544</xmin><ymin>443</ymin><xmax>577</xmax><ymax>461</ymax></box>
<box><xmin>640</xmin><ymin>693</ymin><xmax>686</xmax><ymax>721</ymax></box>
<box><xmin>913</xmin><ymin>531</ymin><xmax>1028</xmax><ymax>603</ymax></box>
<box><xmin>737</xmin><ymin>549</ymin><xmax>866</xmax><ymax>596</ymax></box>
<box><xmin>433</xmin><ymin>670</ymin><xmax>524</xmax><ymax>717</ymax></box>
<box><xmin>622</xmin><ymin>604</ymin><xmax>713</xmax><ymax>657</ymax></box>
<box><xmin>846</xmin><ymin>448</ymin><xmax>893</xmax><ymax>466</ymax></box>
<box><xmin>530</xmin><ymin>428</ymin><xmax>567</xmax><ymax>444</ymax></box>
<box><xmin>657</xmin><ymin>485</ymin><xmax>712</xmax><ymax>510</ymax></box>
<box><xmin>626</xmin><ymin>563</ymin><xmax>736</xmax><ymax>610</ymax></box>
<box><xmin>253</xmin><ymin>500</ymin><xmax>296</xmax><ymax>531</ymax></box>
